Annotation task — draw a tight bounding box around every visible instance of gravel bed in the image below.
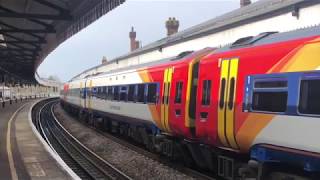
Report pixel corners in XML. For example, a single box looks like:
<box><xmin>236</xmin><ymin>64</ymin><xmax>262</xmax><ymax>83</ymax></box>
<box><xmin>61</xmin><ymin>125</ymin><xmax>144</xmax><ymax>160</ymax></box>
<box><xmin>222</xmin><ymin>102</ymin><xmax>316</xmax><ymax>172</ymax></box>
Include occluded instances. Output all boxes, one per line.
<box><xmin>53</xmin><ymin>104</ymin><xmax>196</xmax><ymax>180</ymax></box>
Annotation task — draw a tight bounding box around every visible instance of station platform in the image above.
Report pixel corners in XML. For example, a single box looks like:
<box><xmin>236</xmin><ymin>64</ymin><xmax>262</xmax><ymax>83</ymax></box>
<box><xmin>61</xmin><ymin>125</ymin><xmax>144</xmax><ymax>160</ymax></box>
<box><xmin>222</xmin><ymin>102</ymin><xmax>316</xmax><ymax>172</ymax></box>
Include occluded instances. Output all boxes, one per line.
<box><xmin>0</xmin><ymin>99</ymin><xmax>72</xmax><ymax>180</ymax></box>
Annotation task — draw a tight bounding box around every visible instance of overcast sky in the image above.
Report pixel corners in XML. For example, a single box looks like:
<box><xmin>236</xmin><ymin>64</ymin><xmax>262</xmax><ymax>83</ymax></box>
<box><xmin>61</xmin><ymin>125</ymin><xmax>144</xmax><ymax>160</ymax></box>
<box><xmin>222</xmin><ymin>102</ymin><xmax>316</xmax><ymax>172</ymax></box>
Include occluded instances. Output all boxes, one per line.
<box><xmin>37</xmin><ymin>0</ymin><xmax>258</xmax><ymax>82</ymax></box>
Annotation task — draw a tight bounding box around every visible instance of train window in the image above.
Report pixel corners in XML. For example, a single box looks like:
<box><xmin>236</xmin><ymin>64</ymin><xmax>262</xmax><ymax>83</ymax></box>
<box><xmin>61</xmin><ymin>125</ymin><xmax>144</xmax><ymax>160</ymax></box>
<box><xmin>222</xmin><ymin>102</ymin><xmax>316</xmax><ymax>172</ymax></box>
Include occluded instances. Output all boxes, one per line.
<box><xmin>255</xmin><ymin>81</ymin><xmax>287</xmax><ymax>88</ymax></box>
<box><xmin>228</xmin><ymin>78</ymin><xmax>235</xmax><ymax>109</ymax></box>
<box><xmin>97</xmin><ymin>87</ymin><xmax>102</xmax><ymax>98</ymax></box>
<box><xmin>252</xmin><ymin>92</ymin><xmax>287</xmax><ymax>112</ymax></box>
<box><xmin>92</xmin><ymin>87</ymin><xmax>97</xmax><ymax>97</ymax></box>
<box><xmin>299</xmin><ymin>79</ymin><xmax>320</xmax><ymax>115</ymax></box>
<box><xmin>113</xmin><ymin>86</ymin><xmax>119</xmax><ymax>101</ymax></box>
<box><xmin>137</xmin><ymin>84</ymin><xmax>145</xmax><ymax>103</ymax></box>
<box><xmin>251</xmin><ymin>78</ymin><xmax>288</xmax><ymax>113</ymax></box>
<box><xmin>128</xmin><ymin>85</ymin><xmax>135</xmax><ymax>102</ymax></box>
<box><xmin>107</xmin><ymin>86</ymin><xmax>113</xmax><ymax>100</ymax></box>
<box><xmin>120</xmin><ymin>86</ymin><xmax>128</xmax><ymax>101</ymax></box>
<box><xmin>174</xmin><ymin>81</ymin><xmax>183</xmax><ymax>104</ymax></box>
<box><xmin>202</xmin><ymin>80</ymin><xmax>211</xmax><ymax>106</ymax></box>
<box><xmin>103</xmin><ymin>87</ymin><xmax>108</xmax><ymax>99</ymax></box>
<box><xmin>219</xmin><ymin>79</ymin><xmax>226</xmax><ymax>109</ymax></box>
<box><xmin>147</xmin><ymin>83</ymin><xmax>158</xmax><ymax>104</ymax></box>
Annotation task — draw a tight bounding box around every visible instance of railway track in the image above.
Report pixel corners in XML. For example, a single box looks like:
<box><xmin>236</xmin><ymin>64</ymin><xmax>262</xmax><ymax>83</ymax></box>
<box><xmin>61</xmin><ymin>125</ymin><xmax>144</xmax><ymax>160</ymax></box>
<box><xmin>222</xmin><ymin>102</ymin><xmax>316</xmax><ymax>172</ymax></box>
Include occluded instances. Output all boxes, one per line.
<box><xmin>90</xmin><ymin>125</ymin><xmax>215</xmax><ymax>180</ymax></box>
<box><xmin>87</xmin><ymin>126</ymin><xmax>215</xmax><ymax>180</ymax></box>
<box><xmin>32</xmin><ymin>99</ymin><xmax>132</xmax><ymax>180</ymax></box>
<box><xmin>53</xmin><ymin>103</ymin><xmax>216</xmax><ymax>180</ymax></box>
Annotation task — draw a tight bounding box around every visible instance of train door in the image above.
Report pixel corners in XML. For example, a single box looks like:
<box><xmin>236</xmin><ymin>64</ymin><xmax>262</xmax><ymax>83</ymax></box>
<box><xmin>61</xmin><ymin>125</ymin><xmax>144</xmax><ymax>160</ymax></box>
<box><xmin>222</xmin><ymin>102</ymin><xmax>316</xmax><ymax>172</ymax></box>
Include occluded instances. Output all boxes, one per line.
<box><xmin>169</xmin><ymin>65</ymin><xmax>187</xmax><ymax>136</ymax></box>
<box><xmin>217</xmin><ymin>58</ymin><xmax>239</xmax><ymax>149</ymax></box>
<box><xmin>80</xmin><ymin>81</ymin><xmax>86</xmax><ymax>108</ymax></box>
<box><xmin>185</xmin><ymin>61</ymin><xmax>200</xmax><ymax>136</ymax></box>
<box><xmin>85</xmin><ymin>79</ymin><xmax>93</xmax><ymax>110</ymax></box>
<box><xmin>160</xmin><ymin>67</ymin><xmax>173</xmax><ymax>132</ymax></box>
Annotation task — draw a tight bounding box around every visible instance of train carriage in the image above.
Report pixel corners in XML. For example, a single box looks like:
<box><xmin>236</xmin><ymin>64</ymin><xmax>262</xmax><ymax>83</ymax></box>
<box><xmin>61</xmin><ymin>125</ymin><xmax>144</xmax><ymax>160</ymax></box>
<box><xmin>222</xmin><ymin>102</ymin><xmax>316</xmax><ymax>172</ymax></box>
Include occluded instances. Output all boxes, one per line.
<box><xmin>61</xmin><ymin>26</ymin><xmax>320</xmax><ymax>180</ymax></box>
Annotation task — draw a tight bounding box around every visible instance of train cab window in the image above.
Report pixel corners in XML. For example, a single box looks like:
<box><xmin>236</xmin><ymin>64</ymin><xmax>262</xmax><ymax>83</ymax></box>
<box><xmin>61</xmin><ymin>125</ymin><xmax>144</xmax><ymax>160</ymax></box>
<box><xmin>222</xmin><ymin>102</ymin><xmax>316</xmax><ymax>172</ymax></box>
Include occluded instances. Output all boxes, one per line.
<box><xmin>120</xmin><ymin>86</ymin><xmax>128</xmax><ymax>101</ymax></box>
<box><xmin>174</xmin><ymin>81</ymin><xmax>183</xmax><ymax>104</ymax></box>
<box><xmin>147</xmin><ymin>83</ymin><xmax>158</xmax><ymax>104</ymax></box>
<box><xmin>113</xmin><ymin>86</ymin><xmax>119</xmax><ymax>101</ymax></box>
<box><xmin>202</xmin><ymin>80</ymin><xmax>212</xmax><ymax>106</ymax></box>
<box><xmin>299</xmin><ymin>79</ymin><xmax>320</xmax><ymax>115</ymax></box>
<box><xmin>137</xmin><ymin>84</ymin><xmax>145</xmax><ymax>103</ymax></box>
<box><xmin>252</xmin><ymin>79</ymin><xmax>288</xmax><ymax>112</ymax></box>
<box><xmin>128</xmin><ymin>85</ymin><xmax>135</xmax><ymax>102</ymax></box>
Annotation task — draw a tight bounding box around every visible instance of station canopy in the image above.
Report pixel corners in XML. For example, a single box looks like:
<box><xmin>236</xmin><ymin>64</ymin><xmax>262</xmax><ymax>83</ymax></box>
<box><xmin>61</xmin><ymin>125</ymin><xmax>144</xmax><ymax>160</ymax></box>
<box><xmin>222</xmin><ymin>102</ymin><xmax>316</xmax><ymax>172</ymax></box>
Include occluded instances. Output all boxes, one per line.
<box><xmin>0</xmin><ymin>0</ymin><xmax>125</xmax><ymax>84</ymax></box>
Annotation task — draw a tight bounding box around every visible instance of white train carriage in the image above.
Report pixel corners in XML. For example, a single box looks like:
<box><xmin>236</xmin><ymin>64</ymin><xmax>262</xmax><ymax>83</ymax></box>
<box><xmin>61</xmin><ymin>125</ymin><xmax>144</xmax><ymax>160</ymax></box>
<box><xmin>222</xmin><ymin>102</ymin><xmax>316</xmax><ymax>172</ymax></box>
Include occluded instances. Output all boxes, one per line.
<box><xmin>0</xmin><ymin>86</ymin><xmax>11</xmax><ymax>100</ymax></box>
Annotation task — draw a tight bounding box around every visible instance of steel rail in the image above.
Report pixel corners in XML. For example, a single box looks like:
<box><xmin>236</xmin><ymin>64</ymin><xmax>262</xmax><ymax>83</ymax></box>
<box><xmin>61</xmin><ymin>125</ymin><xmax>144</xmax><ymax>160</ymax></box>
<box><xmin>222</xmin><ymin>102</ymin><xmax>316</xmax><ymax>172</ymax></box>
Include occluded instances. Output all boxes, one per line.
<box><xmin>34</xmin><ymin>99</ymin><xmax>131</xmax><ymax>180</ymax></box>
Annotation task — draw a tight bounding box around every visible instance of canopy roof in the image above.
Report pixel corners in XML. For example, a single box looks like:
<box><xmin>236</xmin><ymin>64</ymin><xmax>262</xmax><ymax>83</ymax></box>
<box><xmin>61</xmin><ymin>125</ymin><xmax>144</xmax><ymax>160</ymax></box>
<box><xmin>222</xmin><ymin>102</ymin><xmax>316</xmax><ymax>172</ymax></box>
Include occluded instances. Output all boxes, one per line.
<box><xmin>0</xmin><ymin>0</ymin><xmax>125</xmax><ymax>83</ymax></box>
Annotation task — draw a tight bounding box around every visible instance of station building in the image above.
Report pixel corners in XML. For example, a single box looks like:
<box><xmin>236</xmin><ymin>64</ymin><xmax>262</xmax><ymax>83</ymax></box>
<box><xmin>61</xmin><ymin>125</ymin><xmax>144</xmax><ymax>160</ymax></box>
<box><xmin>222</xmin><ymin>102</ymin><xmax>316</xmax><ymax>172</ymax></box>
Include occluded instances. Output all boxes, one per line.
<box><xmin>74</xmin><ymin>0</ymin><xmax>320</xmax><ymax>80</ymax></box>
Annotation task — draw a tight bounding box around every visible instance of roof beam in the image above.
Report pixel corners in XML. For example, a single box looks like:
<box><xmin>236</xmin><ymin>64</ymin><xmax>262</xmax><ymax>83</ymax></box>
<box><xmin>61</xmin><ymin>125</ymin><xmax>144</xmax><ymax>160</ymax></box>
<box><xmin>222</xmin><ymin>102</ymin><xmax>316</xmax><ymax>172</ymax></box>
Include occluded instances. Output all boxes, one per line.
<box><xmin>33</xmin><ymin>0</ymin><xmax>69</xmax><ymax>13</ymax></box>
<box><xmin>2</xmin><ymin>33</ymin><xmax>47</xmax><ymax>44</ymax></box>
<box><xmin>0</xmin><ymin>28</ymin><xmax>55</xmax><ymax>33</ymax></box>
<box><xmin>0</xmin><ymin>49</ymin><xmax>37</xmax><ymax>57</ymax></box>
<box><xmin>0</xmin><ymin>11</ymin><xmax>72</xmax><ymax>20</ymax></box>
<box><xmin>0</xmin><ymin>6</ymin><xmax>55</xmax><ymax>30</ymax></box>
<box><xmin>0</xmin><ymin>40</ymin><xmax>45</xmax><ymax>44</ymax></box>
<box><xmin>0</xmin><ymin>48</ymin><xmax>38</xmax><ymax>52</ymax></box>
<box><xmin>0</xmin><ymin>21</ymin><xmax>46</xmax><ymax>40</ymax></box>
<box><xmin>0</xmin><ymin>54</ymin><xmax>35</xmax><ymax>58</ymax></box>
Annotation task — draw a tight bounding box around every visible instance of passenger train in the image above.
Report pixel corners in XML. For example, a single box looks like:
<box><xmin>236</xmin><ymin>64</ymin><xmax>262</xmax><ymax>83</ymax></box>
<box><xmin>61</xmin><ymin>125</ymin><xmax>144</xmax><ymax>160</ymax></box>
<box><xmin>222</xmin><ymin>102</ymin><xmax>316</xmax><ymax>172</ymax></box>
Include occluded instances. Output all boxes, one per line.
<box><xmin>61</xmin><ymin>26</ymin><xmax>320</xmax><ymax>180</ymax></box>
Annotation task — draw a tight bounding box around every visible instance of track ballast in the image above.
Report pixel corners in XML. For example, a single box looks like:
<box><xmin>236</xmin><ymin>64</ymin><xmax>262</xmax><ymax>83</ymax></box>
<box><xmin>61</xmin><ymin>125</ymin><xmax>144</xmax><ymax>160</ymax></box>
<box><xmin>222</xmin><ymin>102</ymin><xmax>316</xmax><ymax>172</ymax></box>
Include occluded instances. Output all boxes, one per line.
<box><xmin>32</xmin><ymin>99</ymin><xmax>132</xmax><ymax>180</ymax></box>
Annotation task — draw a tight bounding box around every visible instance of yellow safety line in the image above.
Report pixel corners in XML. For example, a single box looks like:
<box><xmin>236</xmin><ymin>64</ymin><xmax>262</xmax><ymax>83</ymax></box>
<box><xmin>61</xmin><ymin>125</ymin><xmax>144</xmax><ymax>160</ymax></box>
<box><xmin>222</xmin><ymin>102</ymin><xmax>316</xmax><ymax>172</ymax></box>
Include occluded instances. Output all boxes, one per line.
<box><xmin>7</xmin><ymin>103</ymin><xmax>29</xmax><ymax>180</ymax></box>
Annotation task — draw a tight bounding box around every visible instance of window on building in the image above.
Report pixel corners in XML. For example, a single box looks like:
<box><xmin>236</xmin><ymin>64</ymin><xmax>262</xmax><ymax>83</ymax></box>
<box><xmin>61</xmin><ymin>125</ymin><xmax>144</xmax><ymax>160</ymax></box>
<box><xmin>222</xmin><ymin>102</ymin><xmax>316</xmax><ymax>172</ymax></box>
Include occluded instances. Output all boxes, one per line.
<box><xmin>128</xmin><ymin>85</ymin><xmax>135</xmax><ymax>102</ymax></box>
<box><xmin>119</xmin><ymin>86</ymin><xmax>128</xmax><ymax>101</ymax></box>
<box><xmin>299</xmin><ymin>79</ymin><xmax>320</xmax><ymax>115</ymax></box>
<box><xmin>252</xmin><ymin>80</ymin><xmax>288</xmax><ymax>112</ymax></box>
<box><xmin>147</xmin><ymin>83</ymin><xmax>158</xmax><ymax>104</ymax></box>
<box><xmin>113</xmin><ymin>86</ymin><xmax>119</xmax><ymax>101</ymax></box>
<box><xmin>137</xmin><ymin>84</ymin><xmax>145</xmax><ymax>103</ymax></box>
<box><xmin>202</xmin><ymin>80</ymin><xmax>211</xmax><ymax>106</ymax></box>
<box><xmin>174</xmin><ymin>81</ymin><xmax>183</xmax><ymax>104</ymax></box>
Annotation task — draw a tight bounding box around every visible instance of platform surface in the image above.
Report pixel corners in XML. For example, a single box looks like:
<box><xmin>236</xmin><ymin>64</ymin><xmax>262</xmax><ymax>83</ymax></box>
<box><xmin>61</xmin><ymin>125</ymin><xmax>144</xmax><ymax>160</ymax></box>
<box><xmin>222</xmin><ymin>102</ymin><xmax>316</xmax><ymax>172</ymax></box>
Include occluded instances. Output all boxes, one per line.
<box><xmin>0</xmin><ymin>100</ymin><xmax>72</xmax><ymax>180</ymax></box>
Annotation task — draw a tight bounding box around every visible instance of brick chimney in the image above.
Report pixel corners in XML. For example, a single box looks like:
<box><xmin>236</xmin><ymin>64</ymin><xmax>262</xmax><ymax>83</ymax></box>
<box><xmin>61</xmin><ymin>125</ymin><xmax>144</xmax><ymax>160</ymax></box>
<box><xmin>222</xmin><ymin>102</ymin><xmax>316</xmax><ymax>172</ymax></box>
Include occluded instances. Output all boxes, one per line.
<box><xmin>166</xmin><ymin>17</ymin><xmax>179</xmax><ymax>36</ymax></box>
<box><xmin>135</xmin><ymin>41</ymin><xmax>140</xmax><ymax>49</ymax></box>
<box><xmin>240</xmin><ymin>0</ymin><xmax>251</xmax><ymax>7</ymax></box>
<box><xmin>101</xmin><ymin>56</ymin><xmax>107</xmax><ymax>64</ymax></box>
<box><xmin>129</xmin><ymin>27</ymin><xmax>140</xmax><ymax>52</ymax></box>
<box><xmin>129</xmin><ymin>27</ymin><xmax>137</xmax><ymax>52</ymax></box>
